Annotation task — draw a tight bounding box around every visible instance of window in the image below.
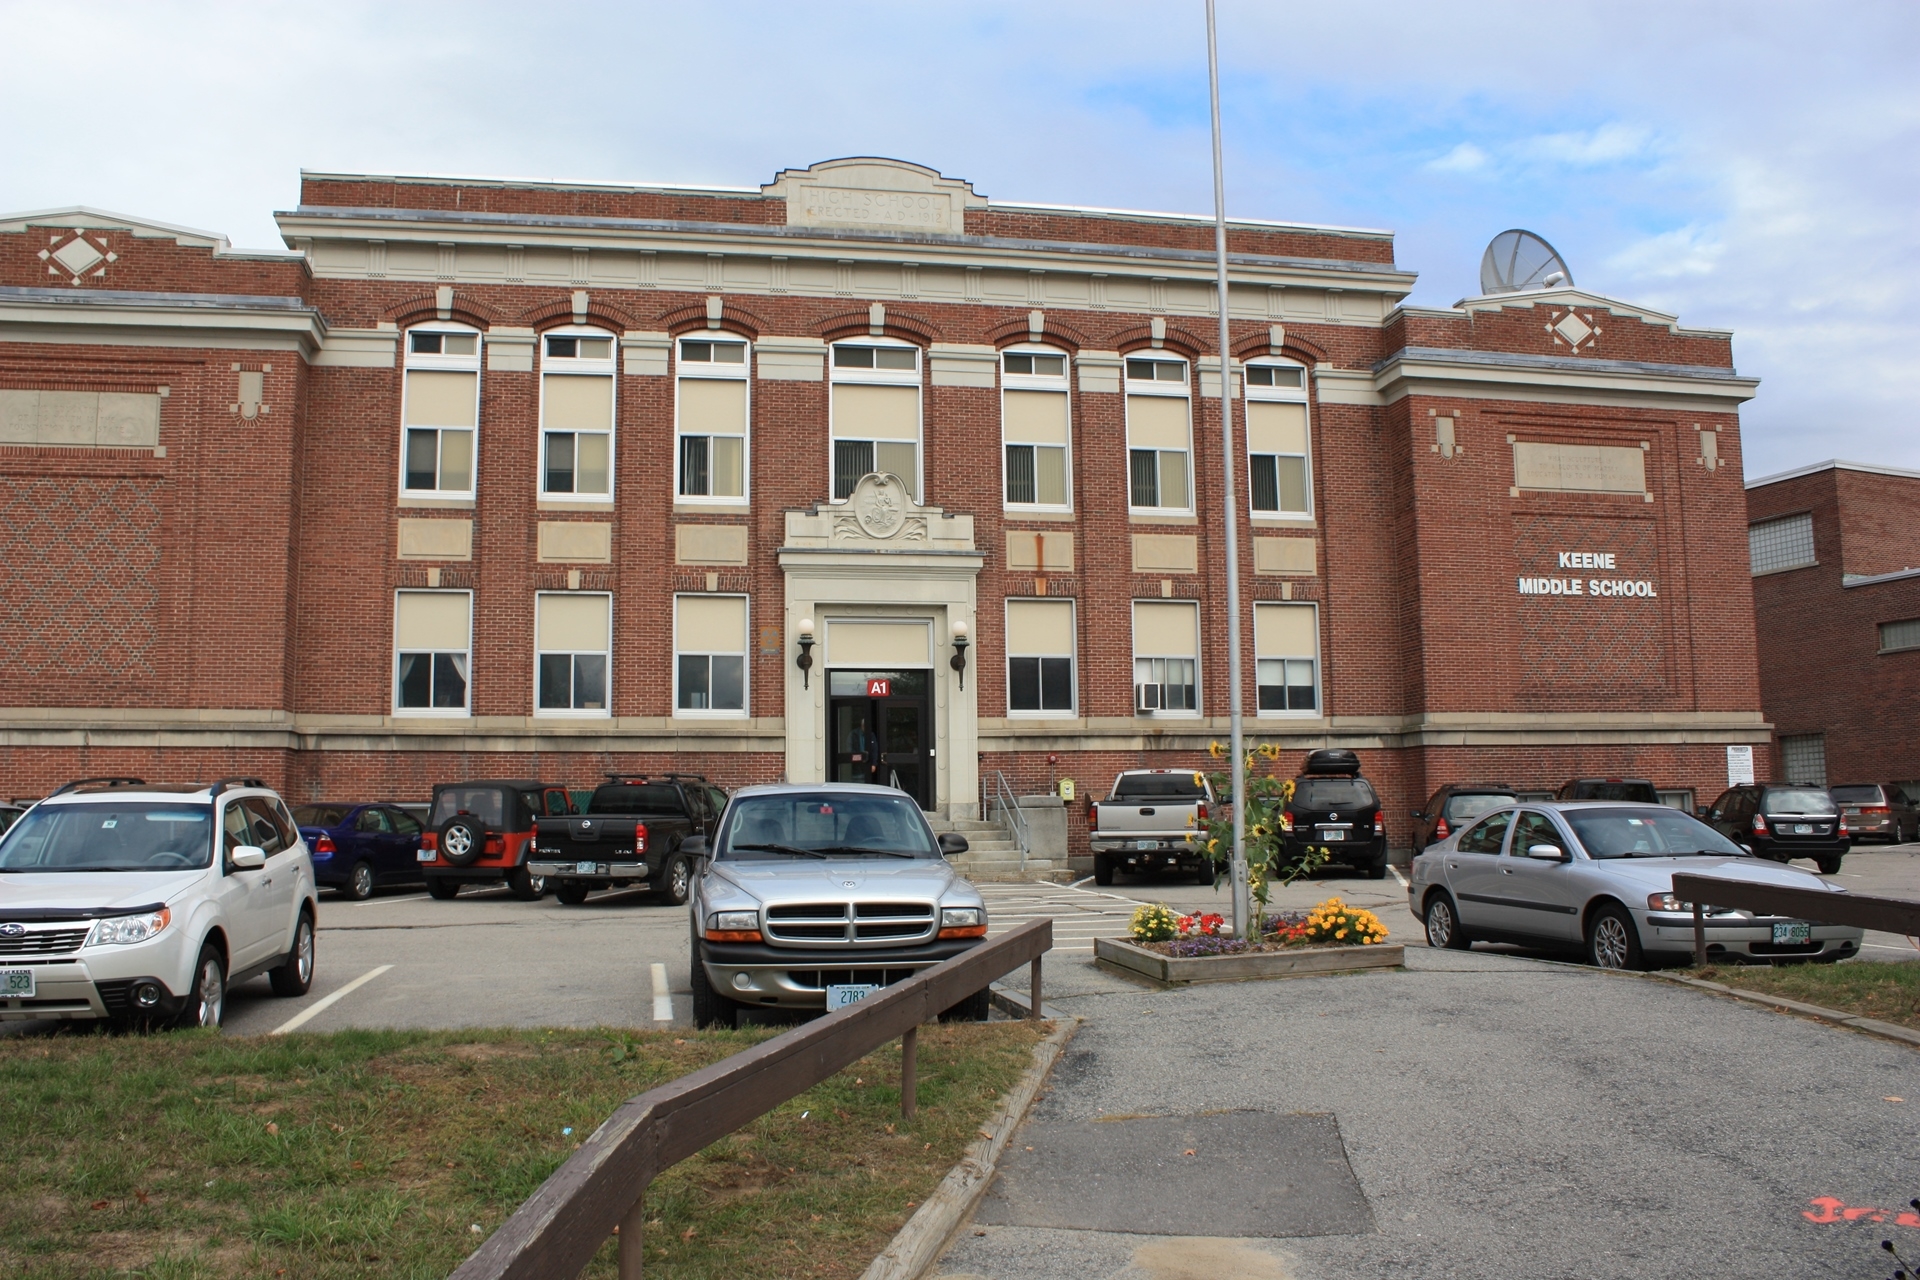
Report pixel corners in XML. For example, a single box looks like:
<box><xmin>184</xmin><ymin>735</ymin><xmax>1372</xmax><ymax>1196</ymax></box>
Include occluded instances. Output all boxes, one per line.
<box><xmin>1244</xmin><ymin>361</ymin><xmax>1311</xmax><ymax>516</ymax></box>
<box><xmin>830</xmin><ymin>342</ymin><xmax>921</xmax><ymax>501</ymax></box>
<box><xmin>1002</xmin><ymin>348</ymin><xmax>1071</xmax><ymax>509</ymax></box>
<box><xmin>401</xmin><ymin>325</ymin><xmax>481</xmax><ymax>496</ymax></box>
<box><xmin>540</xmin><ymin>329</ymin><xmax>616</xmax><ymax>498</ymax></box>
<box><xmin>1780</xmin><ymin>733</ymin><xmax>1827</xmax><ymax>787</ymax></box>
<box><xmin>1749</xmin><ymin>513</ymin><xmax>1815</xmax><ymax>575</ymax></box>
<box><xmin>1456</xmin><ymin>810</ymin><xmax>1512</xmax><ymax>855</ymax></box>
<box><xmin>675</xmin><ymin>594</ymin><xmax>748</xmax><ymax>715</ymax></box>
<box><xmin>1125</xmin><ymin>357</ymin><xmax>1190</xmax><ymax>512</ymax></box>
<box><xmin>677</xmin><ymin>337</ymin><xmax>750</xmax><ymax>501</ymax></box>
<box><xmin>1510</xmin><ymin>811</ymin><xmax>1561</xmax><ymax>856</ymax></box>
<box><xmin>1880</xmin><ymin>618</ymin><xmax>1920</xmax><ymax>653</ymax></box>
<box><xmin>1006</xmin><ymin>599</ymin><xmax>1075</xmax><ymax>714</ymax></box>
<box><xmin>1132</xmin><ymin>600</ymin><xmax>1198</xmax><ymax>714</ymax></box>
<box><xmin>536</xmin><ymin>592</ymin><xmax>611</xmax><ymax>715</ymax></box>
<box><xmin>394</xmin><ymin>590</ymin><xmax>471</xmax><ymax>713</ymax></box>
<box><xmin>1254</xmin><ymin>602</ymin><xmax>1319</xmax><ymax>714</ymax></box>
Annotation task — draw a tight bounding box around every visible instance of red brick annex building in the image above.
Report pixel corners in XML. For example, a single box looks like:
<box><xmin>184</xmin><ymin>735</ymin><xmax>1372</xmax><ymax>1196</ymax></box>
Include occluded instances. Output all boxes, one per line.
<box><xmin>0</xmin><ymin>157</ymin><xmax>1770</xmax><ymax>845</ymax></box>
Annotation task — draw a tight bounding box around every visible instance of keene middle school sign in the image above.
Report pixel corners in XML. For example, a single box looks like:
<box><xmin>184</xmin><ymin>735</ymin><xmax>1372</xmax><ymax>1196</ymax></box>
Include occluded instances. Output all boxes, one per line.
<box><xmin>1519</xmin><ymin>550</ymin><xmax>1658</xmax><ymax>598</ymax></box>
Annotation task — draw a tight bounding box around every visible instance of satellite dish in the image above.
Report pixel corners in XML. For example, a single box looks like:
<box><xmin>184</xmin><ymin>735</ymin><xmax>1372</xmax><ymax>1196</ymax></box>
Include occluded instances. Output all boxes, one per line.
<box><xmin>1480</xmin><ymin>229</ymin><xmax>1573</xmax><ymax>295</ymax></box>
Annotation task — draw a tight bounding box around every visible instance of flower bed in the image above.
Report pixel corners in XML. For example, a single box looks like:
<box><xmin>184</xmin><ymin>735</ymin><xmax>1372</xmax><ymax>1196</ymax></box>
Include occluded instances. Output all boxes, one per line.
<box><xmin>1094</xmin><ymin>897</ymin><xmax>1402</xmax><ymax>985</ymax></box>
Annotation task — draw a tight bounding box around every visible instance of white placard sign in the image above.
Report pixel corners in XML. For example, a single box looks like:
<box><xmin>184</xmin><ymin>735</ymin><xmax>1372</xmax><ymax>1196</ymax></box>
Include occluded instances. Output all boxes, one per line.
<box><xmin>1726</xmin><ymin>744</ymin><xmax>1754</xmax><ymax>787</ymax></box>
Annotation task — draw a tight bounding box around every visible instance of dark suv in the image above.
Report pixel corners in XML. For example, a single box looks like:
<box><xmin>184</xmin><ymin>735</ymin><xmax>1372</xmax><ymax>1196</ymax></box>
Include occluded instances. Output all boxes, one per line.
<box><xmin>1281</xmin><ymin>749</ymin><xmax>1387</xmax><ymax>879</ymax></box>
<box><xmin>1557</xmin><ymin>778</ymin><xmax>1661</xmax><ymax>803</ymax></box>
<box><xmin>1705</xmin><ymin>783</ymin><xmax>1850</xmax><ymax>874</ymax></box>
<box><xmin>419</xmin><ymin>779</ymin><xmax>574</xmax><ymax>900</ymax></box>
<box><xmin>1410</xmin><ymin>783</ymin><xmax>1518</xmax><ymax>856</ymax></box>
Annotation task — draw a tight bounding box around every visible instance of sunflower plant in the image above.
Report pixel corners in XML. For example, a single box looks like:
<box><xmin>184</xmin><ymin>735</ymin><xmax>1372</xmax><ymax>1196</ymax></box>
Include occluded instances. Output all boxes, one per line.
<box><xmin>1192</xmin><ymin>741</ymin><xmax>1332</xmax><ymax>920</ymax></box>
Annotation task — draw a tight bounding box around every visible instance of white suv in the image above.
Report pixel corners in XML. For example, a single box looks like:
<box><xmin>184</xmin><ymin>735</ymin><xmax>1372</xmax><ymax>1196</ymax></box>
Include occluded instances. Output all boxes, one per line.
<box><xmin>0</xmin><ymin>777</ymin><xmax>318</xmax><ymax>1028</ymax></box>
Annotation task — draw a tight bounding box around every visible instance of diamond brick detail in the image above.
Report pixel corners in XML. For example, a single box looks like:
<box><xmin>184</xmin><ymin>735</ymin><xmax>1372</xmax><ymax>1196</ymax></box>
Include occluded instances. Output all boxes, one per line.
<box><xmin>52</xmin><ymin>236</ymin><xmax>104</xmax><ymax>277</ymax></box>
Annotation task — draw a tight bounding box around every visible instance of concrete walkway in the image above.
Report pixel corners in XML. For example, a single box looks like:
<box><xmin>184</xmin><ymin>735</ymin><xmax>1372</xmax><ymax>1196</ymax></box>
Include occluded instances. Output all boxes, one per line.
<box><xmin>939</xmin><ymin>946</ymin><xmax>1920</xmax><ymax>1280</ymax></box>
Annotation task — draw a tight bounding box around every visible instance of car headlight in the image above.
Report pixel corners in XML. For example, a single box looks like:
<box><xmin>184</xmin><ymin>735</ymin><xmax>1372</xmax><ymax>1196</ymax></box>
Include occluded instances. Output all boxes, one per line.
<box><xmin>1647</xmin><ymin>893</ymin><xmax>1692</xmax><ymax>913</ymax></box>
<box><xmin>941</xmin><ymin>907</ymin><xmax>984</xmax><ymax>928</ymax></box>
<box><xmin>86</xmin><ymin>907</ymin><xmax>172</xmax><ymax>947</ymax></box>
<box><xmin>709</xmin><ymin>910</ymin><xmax>759</xmax><ymax>932</ymax></box>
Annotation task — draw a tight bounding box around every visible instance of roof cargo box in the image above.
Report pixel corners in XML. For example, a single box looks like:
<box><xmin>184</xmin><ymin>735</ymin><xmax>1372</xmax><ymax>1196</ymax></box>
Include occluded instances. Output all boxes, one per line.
<box><xmin>1303</xmin><ymin>748</ymin><xmax>1362</xmax><ymax>777</ymax></box>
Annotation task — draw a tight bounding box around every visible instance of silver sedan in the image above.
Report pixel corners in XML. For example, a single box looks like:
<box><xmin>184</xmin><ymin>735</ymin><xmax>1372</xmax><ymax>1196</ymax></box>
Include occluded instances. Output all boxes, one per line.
<box><xmin>1408</xmin><ymin>801</ymin><xmax>1865</xmax><ymax>969</ymax></box>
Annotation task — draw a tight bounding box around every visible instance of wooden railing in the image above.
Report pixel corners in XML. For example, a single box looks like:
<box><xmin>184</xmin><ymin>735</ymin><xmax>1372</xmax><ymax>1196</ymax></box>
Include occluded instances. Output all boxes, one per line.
<box><xmin>1671</xmin><ymin>873</ymin><xmax>1920</xmax><ymax>966</ymax></box>
<box><xmin>449</xmin><ymin>918</ymin><xmax>1054</xmax><ymax>1280</ymax></box>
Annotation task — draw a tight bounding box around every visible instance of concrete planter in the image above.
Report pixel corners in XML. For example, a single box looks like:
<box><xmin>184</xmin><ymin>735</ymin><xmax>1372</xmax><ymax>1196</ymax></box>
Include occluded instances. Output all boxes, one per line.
<box><xmin>1094</xmin><ymin>935</ymin><xmax>1404</xmax><ymax>985</ymax></box>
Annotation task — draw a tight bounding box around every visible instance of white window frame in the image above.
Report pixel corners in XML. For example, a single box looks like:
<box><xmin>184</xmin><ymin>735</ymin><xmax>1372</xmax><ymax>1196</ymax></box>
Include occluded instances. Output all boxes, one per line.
<box><xmin>829</xmin><ymin>338</ymin><xmax>922</xmax><ymax>503</ymax></box>
<box><xmin>1130</xmin><ymin>599</ymin><xmax>1200</xmax><ymax>717</ymax></box>
<box><xmin>1124</xmin><ymin>355</ymin><xmax>1193</xmax><ymax>516</ymax></box>
<box><xmin>538</xmin><ymin>325</ymin><xmax>618</xmax><ymax>502</ymax></box>
<box><xmin>1000</xmin><ymin>345</ymin><xmax>1073</xmax><ymax>513</ymax></box>
<box><xmin>400</xmin><ymin>323</ymin><xmax>482</xmax><ymax>499</ymax></box>
<box><xmin>534</xmin><ymin>591</ymin><xmax>613</xmax><ymax>720</ymax></box>
<box><xmin>675</xmin><ymin>334</ymin><xmax>752</xmax><ymax>506</ymax></box>
<box><xmin>393</xmin><ymin>589</ymin><xmax>473</xmax><ymax>718</ymax></box>
<box><xmin>1004</xmin><ymin>597</ymin><xmax>1077</xmax><ymax>717</ymax></box>
<box><xmin>672</xmin><ymin>593</ymin><xmax>750</xmax><ymax>719</ymax></box>
<box><xmin>1253</xmin><ymin>601</ymin><xmax>1321</xmax><ymax>719</ymax></box>
<box><xmin>1243</xmin><ymin>359</ymin><xmax>1313</xmax><ymax>521</ymax></box>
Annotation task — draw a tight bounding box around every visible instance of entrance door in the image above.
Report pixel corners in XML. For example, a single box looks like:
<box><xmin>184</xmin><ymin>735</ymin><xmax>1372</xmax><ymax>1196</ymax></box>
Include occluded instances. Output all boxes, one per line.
<box><xmin>828</xmin><ymin>669</ymin><xmax>932</xmax><ymax>810</ymax></box>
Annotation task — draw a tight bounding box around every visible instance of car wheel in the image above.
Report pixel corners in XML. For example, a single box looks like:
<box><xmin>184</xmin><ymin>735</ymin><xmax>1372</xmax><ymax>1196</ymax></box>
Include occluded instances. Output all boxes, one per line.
<box><xmin>1586</xmin><ymin>903</ymin><xmax>1646</xmax><ymax>971</ymax></box>
<box><xmin>345</xmin><ymin>860</ymin><xmax>375</xmax><ymax>901</ymax></box>
<box><xmin>1192</xmin><ymin>861</ymin><xmax>1214</xmax><ymax>886</ymax></box>
<box><xmin>554</xmin><ymin>880</ymin><xmax>591</xmax><ymax>906</ymax></box>
<box><xmin>1424</xmin><ymin>894</ymin><xmax>1471</xmax><ymax>951</ymax></box>
<box><xmin>940</xmin><ymin>986</ymin><xmax>993</xmax><ymax>1022</ymax></box>
<box><xmin>655</xmin><ymin>855</ymin><xmax>693</xmax><ymax>906</ymax></box>
<box><xmin>269</xmin><ymin>911</ymin><xmax>316</xmax><ymax>998</ymax></box>
<box><xmin>1364</xmin><ymin>859</ymin><xmax>1388</xmax><ymax>880</ymax></box>
<box><xmin>425</xmin><ymin>877</ymin><xmax>461</xmax><ymax>900</ymax></box>
<box><xmin>689</xmin><ymin>951</ymin><xmax>737</xmax><ymax>1030</ymax></box>
<box><xmin>507</xmin><ymin>867</ymin><xmax>546</xmax><ymax>901</ymax></box>
<box><xmin>437</xmin><ymin>816</ymin><xmax>487</xmax><ymax>867</ymax></box>
<box><xmin>178</xmin><ymin>944</ymin><xmax>226</xmax><ymax>1029</ymax></box>
<box><xmin>1816</xmin><ymin>855</ymin><xmax>1843</xmax><ymax>875</ymax></box>
<box><xmin>1093</xmin><ymin>855</ymin><xmax>1114</xmax><ymax>886</ymax></box>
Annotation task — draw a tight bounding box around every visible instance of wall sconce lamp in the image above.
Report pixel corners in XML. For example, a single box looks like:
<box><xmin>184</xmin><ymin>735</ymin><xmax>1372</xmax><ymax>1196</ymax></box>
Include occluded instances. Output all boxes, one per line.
<box><xmin>949</xmin><ymin>619</ymin><xmax>970</xmax><ymax>690</ymax></box>
<box><xmin>795</xmin><ymin>617</ymin><xmax>816</xmax><ymax>690</ymax></box>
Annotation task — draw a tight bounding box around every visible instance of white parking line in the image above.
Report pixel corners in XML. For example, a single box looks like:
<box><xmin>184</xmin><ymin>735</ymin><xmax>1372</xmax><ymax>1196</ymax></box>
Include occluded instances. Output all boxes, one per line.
<box><xmin>1389</xmin><ymin>865</ymin><xmax>1410</xmax><ymax>888</ymax></box>
<box><xmin>269</xmin><ymin>964</ymin><xmax>393</xmax><ymax>1035</ymax></box>
<box><xmin>355</xmin><ymin>892</ymin><xmax>427</xmax><ymax>907</ymax></box>
<box><xmin>651</xmin><ymin>963</ymin><xmax>673</xmax><ymax>1022</ymax></box>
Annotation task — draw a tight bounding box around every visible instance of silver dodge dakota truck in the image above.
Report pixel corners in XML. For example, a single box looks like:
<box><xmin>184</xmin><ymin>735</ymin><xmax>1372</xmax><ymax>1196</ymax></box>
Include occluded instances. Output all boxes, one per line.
<box><xmin>1090</xmin><ymin>768</ymin><xmax>1214</xmax><ymax>885</ymax></box>
<box><xmin>685</xmin><ymin>783</ymin><xmax>991</xmax><ymax>1029</ymax></box>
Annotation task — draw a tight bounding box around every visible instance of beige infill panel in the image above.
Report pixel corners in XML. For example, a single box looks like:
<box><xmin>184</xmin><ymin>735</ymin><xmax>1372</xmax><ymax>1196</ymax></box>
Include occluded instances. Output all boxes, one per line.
<box><xmin>1255</xmin><ymin>601</ymin><xmax>1318</xmax><ymax>657</ymax></box>
<box><xmin>679</xmin><ymin>377</ymin><xmax>747</xmax><ymax>433</ymax></box>
<box><xmin>1006</xmin><ymin>599</ymin><xmax>1074</xmax><ymax>655</ymax></box>
<box><xmin>404</xmin><ymin>371</ymin><xmax>478</xmax><ymax>427</ymax></box>
<box><xmin>677</xmin><ymin>594</ymin><xmax>747</xmax><ymax>653</ymax></box>
<box><xmin>395</xmin><ymin>591</ymin><xmax>471</xmax><ymax>650</ymax></box>
<box><xmin>1246</xmin><ymin>401</ymin><xmax>1308</xmax><ymax>454</ymax></box>
<box><xmin>1512</xmin><ymin>441</ymin><xmax>1645</xmax><ymax>494</ymax></box>
<box><xmin>0</xmin><ymin>390</ymin><xmax>160</xmax><ymax>447</ymax></box>
<box><xmin>544</xmin><ymin>374</ymin><xmax>613</xmax><ymax>431</ymax></box>
<box><xmin>537</xmin><ymin>521</ymin><xmax>613</xmax><ymax>563</ymax></box>
<box><xmin>1005</xmin><ymin>530</ymin><xmax>1075</xmax><ymax>572</ymax></box>
<box><xmin>675</xmin><ymin>524</ymin><xmax>749</xmax><ymax>565</ymax></box>
<box><xmin>833</xmin><ymin>383</ymin><xmax>918</xmax><ymax>439</ymax></box>
<box><xmin>396</xmin><ymin>518</ymin><xmax>473</xmax><ymax>561</ymax></box>
<box><xmin>1003</xmin><ymin>389</ymin><xmax>1070</xmax><ymax>444</ymax></box>
<box><xmin>1133</xmin><ymin>600</ymin><xmax>1198</xmax><ymax>657</ymax></box>
<box><xmin>538</xmin><ymin>592</ymin><xmax>611</xmax><ymax>651</ymax></box>
<box><xmin>1132</xmin><ymin>533</ymin><xmax>1198</xmax><ymax>574</ymax></box>
<box><xmin>1253</xmin><ymin>537</ymin><xmax>1317</xmax><ymax>575</ymax></box>
<box><xmin>1127</xmin><ymin>394</ymin><xmax>1189</xmax><ymax>449</ymax></box>
<box><xmin>827</xmin><ymin>619</ymin><xmax>931</xmax><ymax>667</ymax></box>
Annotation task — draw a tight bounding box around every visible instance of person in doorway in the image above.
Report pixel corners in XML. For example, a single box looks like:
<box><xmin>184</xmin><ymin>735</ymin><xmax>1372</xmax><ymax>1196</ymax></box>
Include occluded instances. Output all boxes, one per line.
<box><xmin>848</xmin><ymin>716</ymin><xmax>880</xmax><ymax>784</ymax></box>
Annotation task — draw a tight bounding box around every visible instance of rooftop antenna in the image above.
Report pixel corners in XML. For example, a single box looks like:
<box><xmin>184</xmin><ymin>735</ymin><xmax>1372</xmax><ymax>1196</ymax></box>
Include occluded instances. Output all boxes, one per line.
<box><xmin>1480</xmin><ymin>229</ymin><xmax>1574</xmax><ymax>295</ymax></box>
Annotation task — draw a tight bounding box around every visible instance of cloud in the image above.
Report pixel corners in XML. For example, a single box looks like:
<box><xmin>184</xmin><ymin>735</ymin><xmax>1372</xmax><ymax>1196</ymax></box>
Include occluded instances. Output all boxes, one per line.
<box><xmin>1425</xmin><ymin>142</ymin><xmax>1492</xmax><ymax>173</ymax></box>
<box><xmin>1516</xmin><ymin>123</ymin><xmax>1656</xmax><ymax>167</ymax></box>
<box><xmin>1607</xmin><ymin>225</ymin><xmax>1724</xmax><ymax>281</ymax></box>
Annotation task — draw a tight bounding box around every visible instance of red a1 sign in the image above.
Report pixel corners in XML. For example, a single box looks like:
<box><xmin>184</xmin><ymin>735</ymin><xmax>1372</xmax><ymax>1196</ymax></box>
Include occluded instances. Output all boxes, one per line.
<box><xmin>866</xmin><ymin>679</ymin><xmax>891</xmax><ymax>698</ymax></box>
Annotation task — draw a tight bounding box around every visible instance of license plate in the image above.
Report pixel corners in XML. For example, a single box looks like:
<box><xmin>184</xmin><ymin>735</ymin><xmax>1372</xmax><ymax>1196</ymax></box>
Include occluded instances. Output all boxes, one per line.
<box><xmin>1135</xmin><ymin>839</ymin><xmax>1156</xmax><ymax>850</ymax></box>
<box><xmin>826</xmin><ymin>984</ymin><xmax>877</xmax><ymax>1010</ymax></box>
<box><xmin>1843</xmin><ymin>807</ymin><xmax>1861</xmax><ymax>814</ymax></box>
<box><xmin>1</xmin><ymin>969</ymin><xmax>35</xmax><ymax>998</ymax></box>
<box><xmin>1772</xmin><ymin>922</ymin><xmax>1811</xmax><ymax>944</ymax></box>
<box><xmin>416</xmin><ymin>849</ymin><xmax>434</xmax><ymax>862</ymax></box>
<box><xmin>1321</xmin><ymin>829</ymin><xmax>1347</xmax><ymax>841</ymax></box>
<box><xmin>1792</xmin><ymin>824</ymin><xmax>1811</xmax><ymax>834</ymax></box>
<box><xmin>576</xmin><ymin>861</ymin><xmax>599</xmax><ymax>875</ymax></box>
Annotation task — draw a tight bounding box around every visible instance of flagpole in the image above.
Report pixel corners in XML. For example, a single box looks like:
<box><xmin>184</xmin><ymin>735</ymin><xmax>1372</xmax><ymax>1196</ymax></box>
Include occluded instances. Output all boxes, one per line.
<box><xmin>1205</xmin><ymin>0</ymin><xmax>1250</xmax><ymax>939</ymax></box>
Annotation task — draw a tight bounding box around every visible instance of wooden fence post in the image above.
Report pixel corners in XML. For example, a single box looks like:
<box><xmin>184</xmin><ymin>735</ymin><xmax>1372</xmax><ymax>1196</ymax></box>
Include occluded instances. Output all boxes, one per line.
<box><xmin>1692</xmin><ymin>901</ymin><xmax>1706</xmax><ymax>968</ymax></box>
<box><xmin>901</xmin><ymin>1025</ymin><xmax>918</xmax><ymax>1120</ymax></box>
<box><xmin>618</xmin><ymin>1192</ymin><xmax>645</xmax><ymax>1279</ymax></box>
<box><xmin>1030</xmin><ymin>957</ymin><xmax>1043</xmax><ymax>1018</ymax></box>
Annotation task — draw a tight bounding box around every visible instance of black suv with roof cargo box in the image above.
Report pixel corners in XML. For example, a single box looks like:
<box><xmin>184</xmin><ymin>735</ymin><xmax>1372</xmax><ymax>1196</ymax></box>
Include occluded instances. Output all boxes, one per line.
<box><xmin>1281</xmin><ymin>749</ymin><xmax>1388</xmax><ymax>879</ymax></box>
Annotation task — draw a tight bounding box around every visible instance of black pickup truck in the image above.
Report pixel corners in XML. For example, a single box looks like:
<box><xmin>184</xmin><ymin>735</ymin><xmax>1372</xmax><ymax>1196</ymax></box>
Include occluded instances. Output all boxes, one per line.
<box><xmin>528</xmin><ymin>775</ymin><xmax>726</xmax><ymax>906</ymax></box>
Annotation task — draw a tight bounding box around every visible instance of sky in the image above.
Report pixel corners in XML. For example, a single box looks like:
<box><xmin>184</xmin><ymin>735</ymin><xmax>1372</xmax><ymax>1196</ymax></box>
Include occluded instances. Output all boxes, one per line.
<box><xmin>2</xmin><ymin>1</ymin><xmax>1914</xmax><ymax>479</ymax></box>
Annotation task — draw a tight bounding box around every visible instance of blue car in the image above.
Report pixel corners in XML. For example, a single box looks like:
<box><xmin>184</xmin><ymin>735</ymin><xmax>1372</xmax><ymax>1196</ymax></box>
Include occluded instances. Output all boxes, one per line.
<box><xmin>293</xmin><ymin>802</ymin><xmax>426</xmax><ymax>900</ymax></box>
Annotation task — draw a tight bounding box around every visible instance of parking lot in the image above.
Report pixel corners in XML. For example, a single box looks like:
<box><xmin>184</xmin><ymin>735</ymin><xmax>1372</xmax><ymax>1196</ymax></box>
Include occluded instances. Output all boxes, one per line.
<box><xmin>214</xmin><ymin>840</ymin><xmax>1920</xmax><ymax>1036</ymax></box>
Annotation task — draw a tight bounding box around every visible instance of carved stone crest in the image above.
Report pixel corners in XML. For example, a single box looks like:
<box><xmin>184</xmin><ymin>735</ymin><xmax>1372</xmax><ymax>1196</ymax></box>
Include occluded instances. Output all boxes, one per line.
<box><xmin>851</xmin><ymin>472</ymin><xmax>911</xmax><ymax>539</ymax></box>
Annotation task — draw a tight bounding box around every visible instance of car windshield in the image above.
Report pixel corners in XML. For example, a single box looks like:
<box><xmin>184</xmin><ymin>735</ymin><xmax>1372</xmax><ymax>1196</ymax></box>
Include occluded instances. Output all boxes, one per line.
<box><xmin>1566</xmin><ymin>808</ymin><xmax>1746</xmax><ymax>859</ymax></box>
<box><xmin>431</xmin><ymin>788</ymin><xmax>505</xmax><ymax>827</ymax></box>
<box><xmin>293</xmin><ymin>805</ymin><xmax>350</xmax><ymax>828</ymax></box>
<box><xmin>718</xmin><ymin>793</ymin><xmax>938</xmax><ymax>859</ymax></box>
<box><xmin>1112</xmin><ymin>774</ymin><xmax>1205</xmax><ymax>800</ymax></box>
<box><xmin>1444</xmin><ymin>793</ymin><xmax>1513</xmax><ymax>823</ymax></box>
<box><xmin>1296</xmin><ymin>780</ymin><xmax>1377</xmax><ymax>809</ymax></box>
<box><xmin>0</xmin><ymin>802</ymin><xmax>214</xmax><ymax>872</ymax></box>
<box><xmin>1829</xmin><ymin>786</ymin><xmax>1882</xmax><ymax>804</ymax></box>
<box><xmin>1763</xmin><ymin>788</ymin><xmax>1837</xmax><ymax>815</ymax></box>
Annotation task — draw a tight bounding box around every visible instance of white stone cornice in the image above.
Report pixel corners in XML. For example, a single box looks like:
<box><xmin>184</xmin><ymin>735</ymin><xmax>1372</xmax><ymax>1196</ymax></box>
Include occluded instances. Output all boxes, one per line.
<box><xmin>0</xmin><ymin>285</ymin><xmax>327</xmax><ymax>356</ymax></box>
<box><xmin>1370</xmin><ymin>346</ymin><xmax>1759</xmax><ymax>411</ymax></box>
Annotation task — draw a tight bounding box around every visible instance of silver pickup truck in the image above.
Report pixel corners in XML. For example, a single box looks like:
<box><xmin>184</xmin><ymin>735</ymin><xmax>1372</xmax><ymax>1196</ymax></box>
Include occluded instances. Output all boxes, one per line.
<box><xmin>685</xmin><ymin>782</ymin><xmax>992</xmax><ymax>1029</ymax></box>
<box><xmin>1090</xmin><ymin>768</ymin><xmax>1214</xmax><ymax>885</ymax></box>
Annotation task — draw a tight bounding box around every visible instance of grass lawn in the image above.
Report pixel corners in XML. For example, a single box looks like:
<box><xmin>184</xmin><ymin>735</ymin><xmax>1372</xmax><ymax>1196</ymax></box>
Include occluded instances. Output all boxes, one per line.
<box><xmin>1695</xmin><ymin>958</ymin><xmax>1920</xmax><ymax>1032</ymax></box>
<box><xmin>0</xmin><ymin>1019</ymin><xmax>1044</xmax><ymax>1279</ymax></box>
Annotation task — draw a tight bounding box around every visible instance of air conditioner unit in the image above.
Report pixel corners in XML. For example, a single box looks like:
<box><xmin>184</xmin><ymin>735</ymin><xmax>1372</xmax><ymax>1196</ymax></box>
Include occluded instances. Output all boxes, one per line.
<box><xmin>1135</xmin><ymin>683</ymin><xmax>1161</xmax><ymax>714</ymax></box>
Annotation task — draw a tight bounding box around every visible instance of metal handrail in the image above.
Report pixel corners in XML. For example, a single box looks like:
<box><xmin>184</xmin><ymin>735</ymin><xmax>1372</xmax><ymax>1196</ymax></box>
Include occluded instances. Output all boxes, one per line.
<box><xmin>987</xmin><ymin>769</ymin><xmax>1031</xmax><ymax>869</ymax></box>
<box><xmin>449</xmin><ymin>918</ymin><xmax>1054</xmax><ymax>1280</ymax></box>
<box><xmin>1671</xmin><ymin>873</ymin><xmax>1920</xmax><ymax>966</ymax></box>
<box><xmin>888</xmin><ymin>768</ymin><xmax>904</xmax><ymax>792</ymax></box>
